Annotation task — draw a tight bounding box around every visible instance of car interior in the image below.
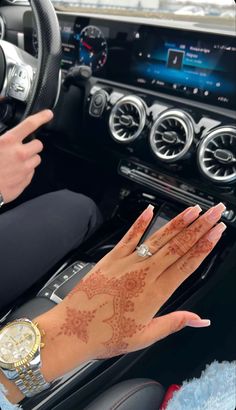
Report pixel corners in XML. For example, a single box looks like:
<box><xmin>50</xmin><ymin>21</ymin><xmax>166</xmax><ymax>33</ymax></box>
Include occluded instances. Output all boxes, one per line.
<box><xmin>0</xmin><ymin>0</ymin><xmax>235</xmax><ymax>408</ymax></box>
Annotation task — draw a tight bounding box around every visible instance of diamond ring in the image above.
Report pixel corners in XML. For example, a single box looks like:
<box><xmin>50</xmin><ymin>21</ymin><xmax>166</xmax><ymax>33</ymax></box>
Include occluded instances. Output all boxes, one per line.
<box><xmin>136</xmin><ymin>243</ymin><xmax>153</xmax><ymax>258</ymax></box>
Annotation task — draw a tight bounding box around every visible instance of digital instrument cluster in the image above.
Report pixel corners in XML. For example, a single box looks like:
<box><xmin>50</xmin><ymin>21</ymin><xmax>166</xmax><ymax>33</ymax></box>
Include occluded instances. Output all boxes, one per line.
<box><xmin>23</xmin><ymin>12</ymin><xmax>236</xmax><ymax>110</ymax></box>
<box><xmin>31</xmin><ymin>19</ymin><xmax>108</xmax><ymax>73</ymax></box>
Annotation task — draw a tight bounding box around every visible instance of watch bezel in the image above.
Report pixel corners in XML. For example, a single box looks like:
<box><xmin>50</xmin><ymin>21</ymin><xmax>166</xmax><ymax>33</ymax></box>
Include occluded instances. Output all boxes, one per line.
<box><xmin>0</xmin><ymin>319</ymin><xmax>41</xmax><ymax>370</ymax></box>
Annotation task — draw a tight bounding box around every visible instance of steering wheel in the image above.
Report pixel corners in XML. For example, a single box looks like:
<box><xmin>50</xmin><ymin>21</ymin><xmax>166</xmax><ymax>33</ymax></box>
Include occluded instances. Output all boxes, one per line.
<box><xmin>0</xmin><ymin>0</ymin><xmax>61</xmax><ymax>129</ymax></box>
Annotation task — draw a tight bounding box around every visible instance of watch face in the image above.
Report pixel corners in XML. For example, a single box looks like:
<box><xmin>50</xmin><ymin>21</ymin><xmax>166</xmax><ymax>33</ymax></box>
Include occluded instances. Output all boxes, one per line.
<box><xmin>0</xmin><ymin>322</ymin><xmax>37</xmax><ymax>365</ymax></box>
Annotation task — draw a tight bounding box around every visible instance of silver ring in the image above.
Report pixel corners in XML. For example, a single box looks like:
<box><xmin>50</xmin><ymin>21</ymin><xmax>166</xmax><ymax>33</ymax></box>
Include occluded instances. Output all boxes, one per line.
<box><xmin>136</xmin><ymin>243</ymin><xmax>153</xmax><ymax>258</ymax></box>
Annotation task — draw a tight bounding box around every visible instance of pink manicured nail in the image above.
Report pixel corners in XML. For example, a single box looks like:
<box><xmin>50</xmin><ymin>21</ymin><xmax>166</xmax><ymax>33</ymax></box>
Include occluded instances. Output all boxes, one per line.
<box><xmin>143</xmin><ymin>204</ymin><xmax>155</xmax><ymax>221</ymax></box>
<box><xmin>183</xmin><ymin>205</ymin><xmax>202</xmax><ymax>223</ymax></box>
<box><xmin>187</xmin><ymin>319</ymin><xmax>211</xmax><ymax>328</ymax></box>
<box><xmin>206</xmin><ymin>203</ymin><xmax>226</xmax><ymax>222</ymax></box>
<box><xmin>207</xmin><ymin>222</ymin><xmax>227</xmax><ymax>242</ymax></box>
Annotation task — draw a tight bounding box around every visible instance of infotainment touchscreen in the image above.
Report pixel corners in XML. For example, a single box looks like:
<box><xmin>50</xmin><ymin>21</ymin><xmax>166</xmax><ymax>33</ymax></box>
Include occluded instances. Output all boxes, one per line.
<box><xmin>130</xmin><ymin>27</ymin><xmax>236</xmax><ymax>110</ymax></box>
<box><xmin>23</xmin><ymin>11</ymin><xmax>236</xmax><ymax>110</ymax></box>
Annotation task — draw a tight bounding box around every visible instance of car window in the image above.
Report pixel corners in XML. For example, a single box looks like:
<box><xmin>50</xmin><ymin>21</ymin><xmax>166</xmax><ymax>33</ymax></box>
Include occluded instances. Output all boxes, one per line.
<box><xmin>51</xmin><ymin>0</ymin><xmax>236</xmax><ymax>22</ymax></box>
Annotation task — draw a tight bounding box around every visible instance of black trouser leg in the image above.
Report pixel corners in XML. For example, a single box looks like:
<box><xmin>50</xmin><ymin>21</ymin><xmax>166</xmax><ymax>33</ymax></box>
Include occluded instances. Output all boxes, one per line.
<box><xmin>0</xmin><ymin>190</ymin><xmax>102</xmax><ymax>311</ymax></box>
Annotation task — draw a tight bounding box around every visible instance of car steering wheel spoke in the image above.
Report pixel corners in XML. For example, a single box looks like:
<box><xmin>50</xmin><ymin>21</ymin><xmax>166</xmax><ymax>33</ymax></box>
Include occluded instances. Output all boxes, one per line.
<box><xmin>0</xmin><ymin>40</ymin><xmax>36</xmax><ymax>103</ymax></box>
<box><xmin>0</xmin><ymin>0</ymin><xmax>61</xmax><ymax>131</ymax></box>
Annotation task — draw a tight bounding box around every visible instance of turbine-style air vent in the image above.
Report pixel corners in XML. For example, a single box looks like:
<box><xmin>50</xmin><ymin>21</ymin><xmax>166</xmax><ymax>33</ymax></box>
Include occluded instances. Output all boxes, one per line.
<box><xmin>0</xmin><ymin>16</ymin><xmax>5</xmax><ymax>40</ymax></box>
<box><xmin>109</xmin><ymin>96</ymin><xmax>146</xmax><ymax>143</ymax></box>
<box><xmin>198</xmin><ymin>127</ymin><xmax>236</xmax><ymax>183</ymax></box>
<box><xmin>149</xmin><ymin>110</ymin><xmax>194</xmax><ymax>163</ymax></box>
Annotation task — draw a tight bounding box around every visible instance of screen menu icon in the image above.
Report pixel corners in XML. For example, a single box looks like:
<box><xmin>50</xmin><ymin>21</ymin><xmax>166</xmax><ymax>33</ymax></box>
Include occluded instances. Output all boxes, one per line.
<box><xmin>167</xmin><ymin>49</ymin><xmax>185</xmax><ymax>70</ymax></box>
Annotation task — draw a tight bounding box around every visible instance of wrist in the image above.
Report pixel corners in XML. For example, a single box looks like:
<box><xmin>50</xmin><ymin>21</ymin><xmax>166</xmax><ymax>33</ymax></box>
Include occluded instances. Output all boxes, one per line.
<box><xmin>0</xmin><ymin>304</ymin><xmax>93</xmax><ymax>406</ymax></box>
<box><xmin>34</xmin><ymin>304</ymin><xmax>91</xmax><ymax>382</ymax></box>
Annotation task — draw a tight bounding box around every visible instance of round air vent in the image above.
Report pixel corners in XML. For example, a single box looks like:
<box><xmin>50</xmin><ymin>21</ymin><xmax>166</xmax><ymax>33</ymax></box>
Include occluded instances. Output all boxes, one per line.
<box><xmin>149</xmin><ymin>110</ymin><xmax>194</xmax><ymax>163</ymax></box>
<box><xmin>109</xmin><ymin>96</ymin><xmax>146</xmax><ymax>143</ymax></box>
<box><xmin>198</xmin><ymin>127</ymin><xmax>236</xmax><ymax>183</ymax></box>
<box><xmin>0</xmin><ymin>16</ymin><xmax>5</xmax><ymax>40</ymax></box>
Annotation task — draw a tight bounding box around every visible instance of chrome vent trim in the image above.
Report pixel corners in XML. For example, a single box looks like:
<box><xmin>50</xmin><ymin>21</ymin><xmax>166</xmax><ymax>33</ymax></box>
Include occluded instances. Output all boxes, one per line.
<box><xmin>109</xmin><ymin>96</ymin><xmax>146</xmax><ymax>143</ymax></box>
<box><xmin>198</xmin><ymin>127</ymin><xmax>236</xmax><ymax>183</ymax></box>
<box><xmin>0</xmin><ymin>16</ymin><xmax>5</xmax><ymax>40</ymax></box>
<box><xmin>149</xmin><ymin>110</ymin><xmax>194</xmax><ymax>163</ymax></box>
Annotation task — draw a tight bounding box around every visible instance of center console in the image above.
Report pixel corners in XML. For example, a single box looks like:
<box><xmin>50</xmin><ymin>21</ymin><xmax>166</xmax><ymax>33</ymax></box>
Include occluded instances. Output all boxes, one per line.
<box><xmin>8</xmin><ymin>11</ymin><xmax>235</xmax><ymax>409</ymax></box>
<box><xmin>4</xmin><ymin>189</ymin><xmax>232</xmax><ymax>409</ymax></box>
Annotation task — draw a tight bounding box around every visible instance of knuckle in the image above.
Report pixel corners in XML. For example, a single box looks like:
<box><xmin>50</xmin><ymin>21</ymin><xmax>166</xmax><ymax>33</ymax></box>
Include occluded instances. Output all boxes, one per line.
<box><xmin>32</xmin><ymin>154</ymin><xmax>41</xmax><ymax>169</ymax></box>
<box><xmin>16</xmin><ymin>147</ymin><xmax>27</xmax><ymax>161</ymax></box>
<box><xmin>176</xmin><ymin>257</ymin><xmax>196</xmax><ymax>275</ymax></box>
<box><xmin>172</xmin><ymin>316</ymin><xmax>186</xmax><ymax>333</ymax></box>
<box><xmin>167</xmin><ymin>237</ymin><xmax>188</xmax><ymax>257</ymax></box>
<box><xmin>35</xmin><ymin>139</ymin><xmax>44</xmax><ymax>152</ymax></box>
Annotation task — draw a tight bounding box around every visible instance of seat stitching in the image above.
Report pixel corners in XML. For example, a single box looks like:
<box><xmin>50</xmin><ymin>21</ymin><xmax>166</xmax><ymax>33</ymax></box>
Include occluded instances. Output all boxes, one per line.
<box><xmin>110</xmin><ymin>381</ymin><xmax>162</xmax><ymax>410</ymax></box>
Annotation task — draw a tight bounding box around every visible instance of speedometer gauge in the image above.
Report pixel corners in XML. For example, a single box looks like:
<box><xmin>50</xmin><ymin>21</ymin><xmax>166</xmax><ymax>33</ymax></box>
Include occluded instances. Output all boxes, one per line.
<box><xmin>79</xmin><ymin>26</ymin><xmax>108</xmax><ymax>72</ymax></box>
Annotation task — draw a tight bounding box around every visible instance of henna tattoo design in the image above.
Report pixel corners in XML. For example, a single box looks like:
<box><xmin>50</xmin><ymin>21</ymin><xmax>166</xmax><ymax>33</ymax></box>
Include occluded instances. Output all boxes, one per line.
<box><xmin>177</xmin><ymin>238</ymin><xmax>214</xmax><ymax>274</ymax></box>
<box><xmin>166</xmin><ymin>223</ymin><xmax>203</xmax><ymax>256</ymax></box>
<box><xmin>149</xmin><ymin>209</ymin><xmax>195</xmax><ymax>249</ymax></box>
<box><xmin>57</xmin><ymin>307</ymin><xmax>96</xmax><ymax>343</ymax></box>
<box><xmin>124</xmin><ymin>214</ymin><xmax>149</xmax><ymax>243</ymax></box>
<box><xmin>189</xmin><ymin>238</ymin><xmax>214</xmax><ymax>257</ymax></box>
<box><xmin>67</xmin><ymin>268</ymin><xmax>149</xmax><ymax>356</ymax></box>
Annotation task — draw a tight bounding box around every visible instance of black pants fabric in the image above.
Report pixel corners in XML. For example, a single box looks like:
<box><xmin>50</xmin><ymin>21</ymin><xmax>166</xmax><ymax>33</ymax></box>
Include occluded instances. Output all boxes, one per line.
<box><xmin>0</xmin><ymin>190</ymin><xmax>102</xmax><ymax>312</ymax></box>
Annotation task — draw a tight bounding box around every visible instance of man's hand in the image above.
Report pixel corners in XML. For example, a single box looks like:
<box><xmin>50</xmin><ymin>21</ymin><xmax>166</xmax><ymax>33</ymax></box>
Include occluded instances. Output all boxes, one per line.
<box><xmin>0</xmin><ymin>110</ymin><xmax>53</xmax><ymax>204</ymax></box>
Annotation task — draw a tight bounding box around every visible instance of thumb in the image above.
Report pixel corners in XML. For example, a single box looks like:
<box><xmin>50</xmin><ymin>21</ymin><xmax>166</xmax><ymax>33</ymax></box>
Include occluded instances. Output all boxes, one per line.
<box><xmin>139</xmin><ymin>311</ymin><xmax>211</xmax><ymax>347</ymax></box>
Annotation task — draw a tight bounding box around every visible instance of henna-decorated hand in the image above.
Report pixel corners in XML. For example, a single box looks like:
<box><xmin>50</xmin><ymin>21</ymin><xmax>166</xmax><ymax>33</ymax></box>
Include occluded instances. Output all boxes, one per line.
<box><xmin>36</xmin><ymin>203</ymin><xmax>226</xmax><ymax>381</ymax></box>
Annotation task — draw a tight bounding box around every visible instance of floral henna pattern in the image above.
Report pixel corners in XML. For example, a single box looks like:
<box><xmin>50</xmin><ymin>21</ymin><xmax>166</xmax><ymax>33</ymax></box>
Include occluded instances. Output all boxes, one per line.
<box><xmin>167</xmin><ymin>223</ymin><xmax>204</xmax><ymax>256</ymax></box>
<box><xmin>178</xmin><ymin>238</ymin><xmax>214</xmax><ymax>274</ymax></box>
<box><xmin>58</xmin><ymin>306</ymin><xmax>96</xmax><ymax>343</ymax></box>
<box><xmin>189</xmin><ymin>238</ymin><xmax>214</xmax><ymax>257</ymax></box>
<box><xmin>124</xmin><ymin>214</ymin><xmax>149</xmax><ymax>243</ymax></box>
<box><xmin>149</xmin><ymin>209</ymin><xmax>193</xmax><ymax>249</ymax></box>
<box><xmin>67</xmin><ymin>267</ymin><xmax>149</xmax><ymax>356</ymax></box>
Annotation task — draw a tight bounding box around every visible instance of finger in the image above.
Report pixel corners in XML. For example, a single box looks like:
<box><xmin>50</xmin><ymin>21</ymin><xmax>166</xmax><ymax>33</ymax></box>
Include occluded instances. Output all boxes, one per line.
<box><xmin>25</xmin><ymin>154</ymin><xmax>42</xmax><ymax>171</ymax></box>
<box><xmin>4</xmin><ymin>110</ymin><xmax>53</xmax><ymax>142</ymax></box>
<box><xmin>130</xmin><ymin>205</ymin><xmax>202</xmax><ymax>263</ymax></box>
<box><xmin>138</xmin><ymin>312</ymin><xmax>211</xmax><ymax>348</ymax></box>
<box><xmin>19</xmin><ymin>171</ymin><xmax>35</xmax><ymax>190</ymax></box>
<box><xmin>150</xmin><ymin>203</ymin><xmax>226</xmax><ymax>274</ymax></box>
<box><xmin>111</xmin><ymin>204</ymin><xmax>154</xmax><ymax>258</ymax></box>
<box><xmin>155</xmin><ymin>222</ymin><xmax>226</xmax><ymax>305</ymax></box>
<box><xmin>23</xmin><ymin>139</ymin><xmax>44</xmax><ymax>158</ymax></box>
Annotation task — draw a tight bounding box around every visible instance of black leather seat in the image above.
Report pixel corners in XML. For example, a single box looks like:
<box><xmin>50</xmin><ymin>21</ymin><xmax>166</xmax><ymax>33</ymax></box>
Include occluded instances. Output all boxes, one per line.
<box><xmin>84</xmin><ymin>378</ymin><xmax>165</xmax><ymax>410</ymax></box>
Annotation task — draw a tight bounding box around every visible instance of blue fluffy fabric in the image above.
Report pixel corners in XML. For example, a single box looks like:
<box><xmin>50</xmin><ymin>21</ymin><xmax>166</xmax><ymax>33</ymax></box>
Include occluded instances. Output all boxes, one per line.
<box><xmin>166</xmin><ymin>361</ymin><xmax>236</xmax><ymax>410</ymax></box>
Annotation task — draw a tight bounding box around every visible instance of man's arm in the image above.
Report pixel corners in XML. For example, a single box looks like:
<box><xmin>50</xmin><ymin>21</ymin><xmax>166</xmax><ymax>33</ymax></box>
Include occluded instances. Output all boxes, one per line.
<box><xmin>0</xmin><ymin>110</ymin><xmax>53</xmax><ymax>204</ymax></box>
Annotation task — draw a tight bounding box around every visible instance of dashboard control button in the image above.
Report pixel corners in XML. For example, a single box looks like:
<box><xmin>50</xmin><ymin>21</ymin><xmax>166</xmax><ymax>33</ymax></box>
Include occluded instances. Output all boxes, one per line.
<box><xmin>38</xmin><ymin>288</ymin><xmax>53</xmax><ymax>299</ymax></box>
<box><xmin>89</xmin><ymin>90</ymin><xmax>108</xmax><ymax>118</ymax></box>
<box><xmin>94</xmin><ymin>94</ymin><xmax>103</xmax><ymax>106</ymax></box>
<box><xmin>222</xmin><ymin>209</ymin><xmax>235</xmax><ymax>221</ymax></box>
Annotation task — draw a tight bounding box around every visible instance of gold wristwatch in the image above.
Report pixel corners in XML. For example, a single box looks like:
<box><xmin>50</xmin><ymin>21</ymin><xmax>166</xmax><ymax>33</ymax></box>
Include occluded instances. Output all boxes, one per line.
<box><xmin>0</xmin><ymin>318</ymin><xmax>51</xmax><ymax>397</ymax></box>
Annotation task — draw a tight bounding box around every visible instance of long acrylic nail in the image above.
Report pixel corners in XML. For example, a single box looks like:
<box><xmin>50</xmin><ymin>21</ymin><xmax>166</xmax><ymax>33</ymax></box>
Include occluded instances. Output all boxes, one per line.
<box><xmin>143</xmin><ymin>204</ymin><xmax>155</xmax><ymax>221</ymax></box>
<box><xmin>183</xmin><ymin>205</ymin><xmax>202</xmax><ymax>223</ymax></box>
<box><xmin>206</xmin><ymin>203</ymin><xmax>226</xmax><ymax>222</ymax></box>
<box><xmin>207</xmin><ymin>222</ymin><xmax>227</xmax><ymax>242</ymax></box>
<box><xmin>187</xmin><ymin>319</ymin><xmax>211</xmax><ymax>328</ymax></box>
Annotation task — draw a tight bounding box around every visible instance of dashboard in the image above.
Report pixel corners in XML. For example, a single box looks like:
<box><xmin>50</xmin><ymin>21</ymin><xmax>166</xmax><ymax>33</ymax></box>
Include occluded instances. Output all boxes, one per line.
<box><xmin>21</xmin><ymin>10</ymin><xmax>236</xmax><ymax>226</ymax></box>
<box><xmin>23</xmin><ymin>12</ymin><xmax>236</xmax><ymax>111</ymax></box>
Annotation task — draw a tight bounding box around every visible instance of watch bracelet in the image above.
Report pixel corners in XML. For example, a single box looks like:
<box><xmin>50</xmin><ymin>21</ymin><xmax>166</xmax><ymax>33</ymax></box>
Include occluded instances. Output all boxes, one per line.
<box><xmin>14</xmin><ymin>365</ymin><xmax>50</xmax><ymax>397</ymax></box>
